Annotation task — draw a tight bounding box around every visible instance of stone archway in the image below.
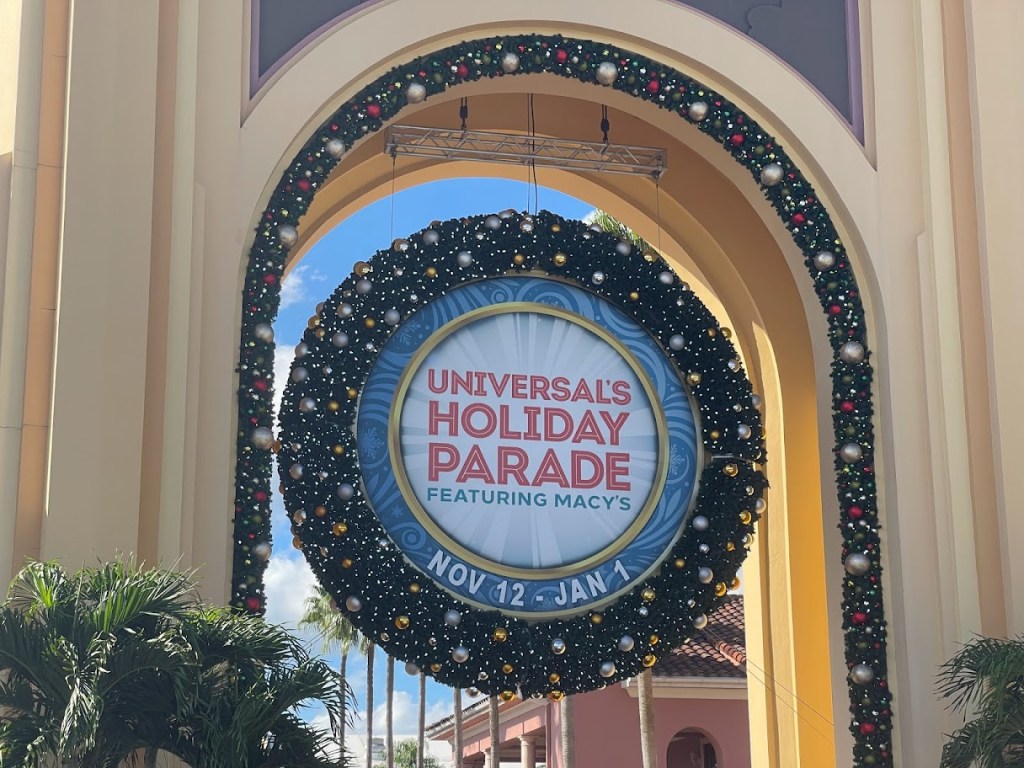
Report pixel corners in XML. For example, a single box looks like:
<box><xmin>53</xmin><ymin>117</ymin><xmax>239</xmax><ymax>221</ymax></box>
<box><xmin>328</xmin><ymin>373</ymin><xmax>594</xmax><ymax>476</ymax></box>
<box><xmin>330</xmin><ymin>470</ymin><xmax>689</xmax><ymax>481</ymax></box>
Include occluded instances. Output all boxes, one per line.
<box><xmin>232</xmin><ymin>32</ymin><xmax>888</xmax><ymax>768</ymax></box>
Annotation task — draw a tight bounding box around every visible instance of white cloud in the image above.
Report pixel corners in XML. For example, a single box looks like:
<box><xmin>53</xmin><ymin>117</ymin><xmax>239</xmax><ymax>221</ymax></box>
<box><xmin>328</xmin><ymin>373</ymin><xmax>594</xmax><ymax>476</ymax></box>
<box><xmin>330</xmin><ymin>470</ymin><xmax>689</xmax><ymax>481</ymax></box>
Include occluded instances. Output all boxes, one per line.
<box><xmin>272</xmin><ymin>343</ymin><xmax>295</xmax><ymax>419</ymax></box>
<box><xmin>280</xmin><ymin>263</ymin><xmax>313</xmax><ymax>310</ymax></box>
<box><xmin>262</xmin><ymin>553</ymin><xmax>318</xmax><ymax>629</ymax></box>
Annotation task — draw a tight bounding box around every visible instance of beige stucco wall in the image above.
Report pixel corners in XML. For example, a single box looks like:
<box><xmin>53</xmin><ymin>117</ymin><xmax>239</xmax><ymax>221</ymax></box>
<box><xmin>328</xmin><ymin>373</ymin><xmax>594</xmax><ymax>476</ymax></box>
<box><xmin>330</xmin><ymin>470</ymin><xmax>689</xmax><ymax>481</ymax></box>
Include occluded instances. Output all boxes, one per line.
<box><xmin>2</xmin><ymin>0</ymin><xmax>1022</xmax><ymax>765</ymax></box>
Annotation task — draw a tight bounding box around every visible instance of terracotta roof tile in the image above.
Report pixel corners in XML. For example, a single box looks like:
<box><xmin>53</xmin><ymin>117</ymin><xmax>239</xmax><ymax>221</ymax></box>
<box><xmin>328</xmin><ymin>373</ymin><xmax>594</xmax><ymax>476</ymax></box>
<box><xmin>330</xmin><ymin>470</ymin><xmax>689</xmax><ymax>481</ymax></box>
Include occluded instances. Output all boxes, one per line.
<box><xmin>652</xmin><ymin>595</ymin><xmax>746</xmax><ymax>679</ymax></box>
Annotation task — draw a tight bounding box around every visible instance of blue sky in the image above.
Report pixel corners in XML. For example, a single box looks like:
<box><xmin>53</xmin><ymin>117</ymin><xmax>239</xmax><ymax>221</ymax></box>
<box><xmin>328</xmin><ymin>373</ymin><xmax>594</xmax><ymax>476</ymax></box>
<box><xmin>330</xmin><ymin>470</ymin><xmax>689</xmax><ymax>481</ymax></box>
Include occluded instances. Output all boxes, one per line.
<box><xmin>265</xmin><ymin>178</ymin><xmax>595</xmax><ymax>765</ymax></box>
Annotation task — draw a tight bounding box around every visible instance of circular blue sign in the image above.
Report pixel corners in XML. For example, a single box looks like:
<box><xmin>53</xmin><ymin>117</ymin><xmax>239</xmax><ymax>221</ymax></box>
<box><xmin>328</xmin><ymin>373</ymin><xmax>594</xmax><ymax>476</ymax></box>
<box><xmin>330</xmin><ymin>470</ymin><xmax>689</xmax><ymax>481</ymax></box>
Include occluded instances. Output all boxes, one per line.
<box><xmin>357</xmin><ymin>276</ymin><xmax>700</xmax><ymax>618</ymax></box>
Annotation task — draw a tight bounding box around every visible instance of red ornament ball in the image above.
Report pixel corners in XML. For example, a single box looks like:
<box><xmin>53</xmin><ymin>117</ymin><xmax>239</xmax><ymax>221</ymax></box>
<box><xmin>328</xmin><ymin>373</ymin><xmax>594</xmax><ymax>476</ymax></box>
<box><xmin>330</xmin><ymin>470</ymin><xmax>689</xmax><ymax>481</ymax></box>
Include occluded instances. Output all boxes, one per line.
<box><xmin>555</xmin><ymin>49</ymin><xmax>568</xmax><ymax>64</ymax></box>
<box><xmin>366</xmin><ymin>103</ymin><xmax>381</xmax><ymax>119</ymax></box>
<box><xmin>791</xmin><ymin>212</ymin><xmax>806</xmax><ymax>225</ymax></box>
<box><xmin>729</xmin><ymin>134</ymin><xmax>744</xmax><ymax>146</ymax></box>
<box><xmin>840</xmin><ymin>401</ymin><xmax>855</xmax><ymax>413</ymax></box>
<box><xmin>252</xmin><ymin>378</ymin><xmax>268</xmax><ymax>392</ymax></box>
<box><xmin>859</xmin><ymin>723</ymin><xmax>876</xmax><ymax>736</ymax></box>
<box><xmin>646</xmin><ymin>79</ymin><xmax>660</xmax><ymax>93</ymax></box>
<box><xmin>263</xmin><ymin>274</ymin><xmax>277</xmax><ymax>285</ymax></box>
<box><xmin>852</xmin><ymin>611</ymin><xmax>868</xmax><ymax>625</ymax></box>
<box><xmin>457</xmin><ymin>62</ymin><xmax>470</xmax><ymax>78</ymax></box>
<box><xmin>848</xmin><ymin>505</ymin><xmax>863</xmax><ymax>519</ymax></box>
<box><xmin>244</xmin><ymin>596</ymin><xmax>262</xmax><ymax>612</ymax></box>
<box><xmin>829</xmin><ymin>304</ymin><xmax>843</xmax><ymax>316</ymax></box>
<box><xmin>254</xmin><ymin>490</ymin><xmax>268</xmax><ymax>502</ymax></box>
<box><xmin>297</xmin><ymin>179</ymin><xmax>311</xmax><ymax>192</ymax></box>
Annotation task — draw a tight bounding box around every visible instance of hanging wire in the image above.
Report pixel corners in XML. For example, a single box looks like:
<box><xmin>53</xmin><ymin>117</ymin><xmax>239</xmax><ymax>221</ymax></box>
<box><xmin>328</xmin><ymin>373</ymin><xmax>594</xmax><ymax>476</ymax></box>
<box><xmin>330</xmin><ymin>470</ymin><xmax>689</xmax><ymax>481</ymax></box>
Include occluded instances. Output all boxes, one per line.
<box><xmin>530</xmin><ymin>94</ymin><xmax>539</xmax><ymax>213</ymax></box>
<box><xmin>601</xmin><ymin>105</ymin><xmax>610</xmax><ymax>144</ymax></box>
<box><xmin>389</xmin><ymin>152</ymin><xmax>397</xmax><ymax>244</ymax></box>
<box><xmin>459</xmin><ymin>97</ymin><xmax>469</xmax><ymax>131</ymax></box>
<box><xmin>655</xmin><ymin>175</ymin><xmax>662</xmax><ymax>254</ymax></box>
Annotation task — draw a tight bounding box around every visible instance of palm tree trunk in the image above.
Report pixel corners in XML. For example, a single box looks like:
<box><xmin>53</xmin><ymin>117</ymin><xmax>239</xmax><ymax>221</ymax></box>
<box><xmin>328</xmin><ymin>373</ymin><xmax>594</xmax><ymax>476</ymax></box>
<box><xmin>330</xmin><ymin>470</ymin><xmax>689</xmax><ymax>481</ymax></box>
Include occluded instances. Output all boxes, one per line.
<box><xmin>417</xmin><ymin>672</ymin><xmax>426</xmax><ymax>768</ymax></box>
<box><xmin>366</xmin><ymin>643</ymin><xmax>375</xmax><ymax>768</ymax></box>
<box><xmin>488</xmin><ymin>695</ymin><xmax>500</xmax><ymax>768</ymax></box>
<box><xmin>339</xmin><ymin>651</ymin><xmax>349</xmax><ymax>764</ymax></box>
<box><xmin>386</xmin><ymin>654</ymin><xmax>395</xmax><ymax>768</ymax></box>
<box><xmin>560</xmin><ymin>694</ymin><xmax>575</xmax><ymax>768</ymax></box>
<box><xmin>638</xmin><ymin>668</ymin><xmax>657</xmax><ymax>768</ymax></box>
<box><xmin>453</xmin><ymin>688</ymin><xmax>464</xmax><ymax>768</ymax></box>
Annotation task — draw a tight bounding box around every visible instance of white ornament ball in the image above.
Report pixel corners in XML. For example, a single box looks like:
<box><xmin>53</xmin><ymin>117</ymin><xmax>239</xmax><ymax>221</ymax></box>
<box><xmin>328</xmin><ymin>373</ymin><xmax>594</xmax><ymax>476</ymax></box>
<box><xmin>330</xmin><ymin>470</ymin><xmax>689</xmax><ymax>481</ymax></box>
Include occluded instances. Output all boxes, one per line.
<box><xmin>692</xmin><ymin>515</ymin><xmax>710</xmax><ymax>532</ymax></box>
<box><xmin>502</xmin><ymin>52</ymin><xmax>520</xmax><ymax>73</ymax></box>
<box><xmin>355</xmin><ymin>279</ymin><xmax>373</xmax><ymax>295</ymax></box>
<box><xmin>290</xmin><ymin>367</ymin><xmax>308</xmax><ymax>383</ymax></box>
<box><xmin>298</xmin><ymin>397</ymin><xmax>316</xmax><ymax>413</ymax></box>
<box><xmin>813</xmin><ymin>251</ymin><xmax>836</xmax><ymax>271</ymax></box>
<box><xmin>337</xmin><ymin>303</ymin><xmax>354</xmax><ymax>318</ymax></box>
<box><xmin>384</xmin><ymin>309</ymin><xmax>401</xmax><ymax>326</ymax></box>
<box><xmin>253</xmin><ymin>323</ymin><xmax>274</xmax><ymax>343</ymax></box>
<box><xmin>596</xmin><ymin>61</ymin><xmax>618</xmax><ymax>85</ymax></box>
<box><xmin>484</xmin><ymin>214</ymin><xmax>502</xmax><ymax>230</ymax></box>
<box><xmin>737</xmin><ymin>424</ymin><xmax>752</xmax><ymax>440</ymax></box>
<box><xmin>615</xmin><ymin>240</ymin><xmax>632</xmax><ymax>256</ymax></box>
<box><xmin>332</xmin><ymin>332</ymin><xmax>349</xmax><ymax>348</ymax></box>
<box><xmin>444</xmin><ymin>609</ymin><xmax>462</xmax><ymax>627</ymax></box>
<box><xmin>345</xmin><ymin>596</ymin><xmax>362</xmax><ymax>612</ymax></box>
<box><xmin>687</xmin><ymin>100</ymin><xmax>709</xmax><ymax>121</ymax></box>
<box><xmin>278</xmin><ymin>224</ymin><xmax>298</xmax><ymax>248</ymax></box>
<box><xmin>840</xmin><ymin>341</ymin><xmax>865</xmax><ymax>364</ymax></box>
<box><xmin>325</xmin><ymin>138</ymin><xmax>345</xmax><ymax>158</ymax></box>
<box><xmin>844</xmin><ymin>552</ymin><xmax>871</xmax><ymax>576</ymax></box>
<box><xmin>760</xmin><ymin>163</ymin><xmax>784</xmax><ymax>187</ymax></box>
<box><xmin>551</xmin><ymin>638</ymin><xmax>567</xmax><ymax>655</ymax></box>
<box><xmin>406</xmin><ymin>82</ymin><xmax>427</xmax><ymax>103</ymax></box>
<box><xmin>669</xmin><ymin>334</ymin><xmax>685</xmax><ymax>351</ymax></box>
<box><xmin>599</xmin><ymin>661</ymin><xmax>617</xmax><ymax>678</ymax></box>
<box><xmin>751</xmin><ymin>393</ymin><xmax>763</xmax><ymax>409</ymax></box>
<box><xmin>337</xmin><ymin>483</ymin><xmax>355</xmax><ymax>500</ymax></box>
<box><xmin>422</xmin><ymin>229</ymin><xmax>440</xmax><ymax>245</ymax></box>
<box><xmin>451</xmin><ymin>646</ymin><xmax>470</xmax><ymax>663</ymax></box>
<box><xmin>289</xmin><ymin>463</ymin><xmax>304</xmax><ymax>480</ymax></box>
<box><xmin>251</xmin><ymin>427</ymin><xmax>274</xmax><ymax>450</ymax></box>
<box><xmin>658</xmin><ymin>271</ymin><xmax>674</xmax><ymax>285</ymax></box>
<box><xmin>840</xmin><ymin>442</ymin><xmax>863</xmax><ymax>464</ymax></box>
<box><xmin>457</xmin><ymin>251</ymin><xmax>474</xmax><ymax>267</ymax></box>
<box><xmin>693</xmin><ymin>614</ymin><xmax>708</xmax><ymax>630</ymax></box>
<box><xmin>617</xmin><ymin>635</ymin><xmax>635</xmax><ymax>652</ymax></box>
<box><xmin>849</xmin><ymin>663</ymin><xmax>875</xmax><ymax>685</ymax></box>
<box><xmin>405</xmin><ymin>661</ymin><xmax>421</xmax><ymax>675</ymax></box>
<box><xmin>698</xmin><ymin>566</ymin><xmax>714</xmax><ymax>584</ymax></box>
<box><xmin>253</xmin><ymin>541</ymin><xmax>272</xmax><ymax>560</ymax></box>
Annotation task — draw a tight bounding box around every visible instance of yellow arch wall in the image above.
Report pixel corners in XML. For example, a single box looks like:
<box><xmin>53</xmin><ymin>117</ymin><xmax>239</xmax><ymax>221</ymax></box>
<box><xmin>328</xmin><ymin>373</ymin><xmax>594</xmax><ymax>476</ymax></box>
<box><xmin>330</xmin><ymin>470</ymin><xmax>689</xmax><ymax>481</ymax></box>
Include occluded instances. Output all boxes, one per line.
<box><xmin>1</xmin><ymin>1</ymin><xmax>1022</xmax><ymax>766</ymax></box>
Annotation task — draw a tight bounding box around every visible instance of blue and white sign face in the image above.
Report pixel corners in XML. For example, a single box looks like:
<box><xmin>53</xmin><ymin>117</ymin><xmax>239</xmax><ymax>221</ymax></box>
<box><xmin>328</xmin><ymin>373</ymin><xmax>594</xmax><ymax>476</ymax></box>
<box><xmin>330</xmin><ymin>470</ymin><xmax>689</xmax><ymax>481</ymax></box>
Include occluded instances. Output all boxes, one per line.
<box><xmin>357</xmin><ymin>276</ymin><xmax>700</xmax><ymax>618</ymax></box>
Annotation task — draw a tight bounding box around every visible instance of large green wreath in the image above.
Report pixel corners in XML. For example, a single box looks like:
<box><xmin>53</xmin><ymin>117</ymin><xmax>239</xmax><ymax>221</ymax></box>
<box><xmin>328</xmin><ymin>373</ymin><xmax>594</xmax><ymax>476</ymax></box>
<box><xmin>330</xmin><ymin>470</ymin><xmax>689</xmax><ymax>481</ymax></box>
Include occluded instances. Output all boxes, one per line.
<box><xmin>277</xmin><ymin>210</ymin><xmax>766</xmax><ymax>697</ymax></box>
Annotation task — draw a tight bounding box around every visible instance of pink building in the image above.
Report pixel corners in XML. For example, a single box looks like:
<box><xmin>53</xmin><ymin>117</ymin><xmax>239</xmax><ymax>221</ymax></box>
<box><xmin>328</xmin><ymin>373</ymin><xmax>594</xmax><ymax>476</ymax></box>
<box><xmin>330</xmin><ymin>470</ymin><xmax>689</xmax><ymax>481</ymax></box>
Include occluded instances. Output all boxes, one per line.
<box><xmin>428</xmin><ymin>597</ymin><xmax>749</xmax><ymax>768</ymax></box>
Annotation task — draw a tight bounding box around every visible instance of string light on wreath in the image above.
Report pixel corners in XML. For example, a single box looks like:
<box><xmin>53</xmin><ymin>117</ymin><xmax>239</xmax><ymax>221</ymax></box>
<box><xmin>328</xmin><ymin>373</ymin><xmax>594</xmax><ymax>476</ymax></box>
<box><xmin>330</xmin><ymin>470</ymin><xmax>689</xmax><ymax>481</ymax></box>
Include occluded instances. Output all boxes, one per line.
<box><xmin>232</xmin><ymin>32</ymin><xmax>891</xmax><ymax>766</ymax></box>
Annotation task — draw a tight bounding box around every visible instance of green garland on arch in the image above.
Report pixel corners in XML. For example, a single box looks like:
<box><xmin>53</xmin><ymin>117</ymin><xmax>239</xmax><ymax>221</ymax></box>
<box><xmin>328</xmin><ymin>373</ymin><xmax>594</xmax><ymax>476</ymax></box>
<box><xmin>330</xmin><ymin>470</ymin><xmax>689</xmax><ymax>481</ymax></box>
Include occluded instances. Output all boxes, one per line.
<box><xmin>232</xmin><ymin>34</ymin><xmax>891</xmax><ymax>767</ymax></box>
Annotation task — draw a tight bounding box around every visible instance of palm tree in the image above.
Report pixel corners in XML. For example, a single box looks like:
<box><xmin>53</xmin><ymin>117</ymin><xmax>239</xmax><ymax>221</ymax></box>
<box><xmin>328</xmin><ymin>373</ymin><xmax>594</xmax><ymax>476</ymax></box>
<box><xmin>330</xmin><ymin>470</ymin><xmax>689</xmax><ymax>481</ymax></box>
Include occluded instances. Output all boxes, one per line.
<box><xmin>560</xmin><ymin>695</ymin><xmax>575</xmax><ymax>768</ymax></box>
<box><xmin>299</xmin><ymin>585</ymin><xmax>365</xmax><ymax>762</ymax></box>
<box><xmin>452</xmin><ymin>688</ymin><xmax>464</xmax><ymax>768</ymax></box>
<box><xmin>637</xmin><ymin>669</ymin><xmax>658</xmax><ymax>768</ymax></box>
<box><xmin>488</xmin><ymin>695</ymin><xmax>500</xmax><ymax>768</ymax></box>
<box><xmin>417</xmin><ymin>672</ymin><xmax>426</xmax><ymax>768</ymax></box>
<box><xmin>588</xmin><ymin>209</ymin><xmax>660</xmax><ymax>768</ymax></box>
<box><xmin>366</xmin><ymin>642</ymin><xmax>376</xmax><ymax>768</ymax></box>
<box><xmin>938</xmin><ymin>635</ymin><xmax>1024</xmax><ymax>767</ymax></box>
<box><xmin>386</xmin><ymin>654</ymin><xmax>395</xmax><ymax>768</ymax></box>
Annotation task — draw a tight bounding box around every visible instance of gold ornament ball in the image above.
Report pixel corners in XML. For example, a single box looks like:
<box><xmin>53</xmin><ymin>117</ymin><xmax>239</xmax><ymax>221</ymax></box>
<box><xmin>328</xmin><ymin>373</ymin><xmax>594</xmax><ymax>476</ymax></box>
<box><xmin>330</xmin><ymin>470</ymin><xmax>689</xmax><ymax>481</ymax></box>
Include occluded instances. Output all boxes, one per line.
<box><xmin>731</xmin><ymin>576</ymin><xmax>741</xmax><ymax>590</ymax></box>
<box><xmin>493</xmin><ymin>627</ymin><xmax>509</xmax><ymax>643</ymax></box>
<box><xmin>643</xmin><ymin>251</ymin><xmax>657</xmax><ymax>263</ymax></box>
<box><xmin>327</xmin><ymin>400</ymin><xmax>340</xmax><ymax>412</ymax></box>
<box><xmin>590</xmin><ymin>613</ymin><xmax>603</xmax><ymax>625</ymax></box>
<box><xmin>430</xmin><ymin>663</ymin><xmax>442</xmax><ymax>673</ymax></box>
<box><xmin>641</xmin><ymin>588</ymin><xmax>656</xmax><ymax>602</ymax></box>
<box><xmin>332</xmin><ymin>444</ymin><xmax>345</xmax><ymax>456</ymax></box>
<box><xmin>551</xmin><ymin>224</ymin><xmax>561</xmax><ymax>232</ymax></box>
<box><xmin>723</xmin><ymin>463</ymin><xmax>739</xmax><ymax>477</ymax></box>
<box><xmin>314</xmin><ymin>328</ymin><xmax>325</xmax><ymax>339</ymax></box>
<box><xmin>629</xmin><ymin>291</ymin><xmax>640</xmax><ymax>301</ymax></box>
<box><xmin>314</xmin><ymin>505</ymin><xmax>327</xmax><ymax>517</ymax></box>
<box><xmin>502</xmin><ymin>663</ymin><xmax>515</xmax><ymax>674</ymax></box>
<box><xmin>364</xmin><ymin>318</ymin><xmax>376</xmax><ymax>329</ymax></box>
<box><xmin>331</xmin><ymin>522</ymin><xmax>348</xmax><ymax>536</ymax></box>
<box><xmin>673</xmin><ymin>558</ymin><xmax>686</xmax><ymax>569</ymax></box>
<box><xmin>409</xmin><ymin>582</ymin><xmax>421</xmax><ymax>593</ymax></box>
<box><xmin>425</xmin><ymin>267</ymin><xmax>438</xmax><ymax>278</ymax></box>
<box><xmin>552</xmin><ymin>252</ymin><xmax>567</xmax><ymax>266</ymax></box>
<box><xmin>548</xmin><ymin>672</ymin><xmax>561</xmax><ymax>683</ymax></box>
<box><xmin>707</xmin><ymin>328</ymin><xmax>717</xmax><ymax>337</ymax></box>
<box><xmin>548</xmin><ymin>690</ymin><xmax>564</xmax><ymax>702</ymax></box>
<box><xmin>395</xmin><ymin>615</ymin><xmax>410</xmax><ymax>630</ymax></box>
<box><xmin>721</xmin><ymin>327</ymin><xmax>733</xmax><ymax>339</ymax></box>
<box><xmin>341</xmin><ymin>558</ymin><xmax>353</xmax><ymax>569</ymax></box>
<box><xmin>687</xmin><ymin>372</ymin><xmax>702</xmax><ymax>386</ymax></box>
<box><xmin>291</xmin><ymin>536</ymin><xmax>303</xmax><ymax>550</ymax></box>
<box><xmin>715</xmin><ymin>582</ymin><xmax>728</xmax><ymax>597</ymax></box>
<box><xmin>354</xmin><ymin>261</ymin><xmax>371</xmax><ymax>276</ymax></box>
<box><xmin>513</xmin><ymin>253</ymin><xmax>526</xmax><ymax>265</ymax></box>
<box><xmin>346</xmin><ymin>388</ymin><xmax>358</xmax><ymax>400</ymax></box>
<box><xmin>739</xmin><ymin>510</ymin><xmax>752</xmax><ymax>525</ymax></box>
<box><xmin>649</xmin><ymin>634</ymin><xmax>659</xmax><ymax>645</ymax></box>
<box><xmin>709</xmin><ymin>430</ymin><xmax>721</xmax><ymax>440</ymax></box>
<box><xmin>499</xmin><ymin>690</ymin><xmax>516</xmax><ymax>702</ymax></box>
<box><xmin>726</xmin><ymin>541</ymin><xmax>736</xmax><ymax>552</ymax></box>
<box><xmin>642</xmin><ymin>654</ymin><xmax>657</xmax><ymax>668</ymax></box>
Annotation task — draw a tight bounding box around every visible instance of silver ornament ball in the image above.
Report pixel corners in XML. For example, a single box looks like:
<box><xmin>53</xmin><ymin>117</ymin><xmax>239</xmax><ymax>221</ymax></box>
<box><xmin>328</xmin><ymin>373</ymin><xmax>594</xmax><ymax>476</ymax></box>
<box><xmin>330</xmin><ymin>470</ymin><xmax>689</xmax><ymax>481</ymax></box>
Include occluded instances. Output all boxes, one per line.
<box><xmin>839</xmin><ymin>442</ymin><xmax>863</xmax><ymax>464</ymax></box>
<box><xmin>699</xmin><ymin>543</ymin><xmax>711</xmax><ymax>554</ymax></box>
<box><xmin>849</xmin><ymin>663</ymin><xmax>875</xmax><ymax>685</ymax></box>
<box><xmin>384</xmin><ymin>309</ymin><xmax>401</xmax><ymax>326</ymax></box>
<box><xmin>457</xmin><ymin>251</ymin><xmax>474</xmax><ymax>267</ymax></box>
<box><xmin>337</xmin><ymin>483</ymin><xmax>355</xmax><ymax>500</ymax></box>
<box><xmin>451</xmin><ymin>646</ymin><xmax>470</xmax><ymax>664</ymax></box>
<box><xmin>325</xmin><ymin>138</ymin><xmax>345</xmax><ymax>158</ymax></box>
<box><xmin>669</xmin><ymin>334</ymin><xmax>685</xmax><ymax>351</ymax></box>
<box><xmin>337</xmin><ymin>303</ymin><xmax>354</xmax><ymax>318</ymax></box>
<box><xmin>502</xmin><ymin>52</ymin><xmax>520</xmax><ymax>73</ymax></box>
<box><xmin>277</xmin><ymin>224</ymin><xmax>298</xmax><ymax>248</ymax></box>
<box><xmin>253</xmin><ymin>323</ymin><xmax>274</xmax><ymax>343</ymax></box>
<box><xmin>499</xmin><ymin>209</ymin><xmax>517</xmax><ymax>219</ymax></box>
<box><xmin>751</xmin><ymin>393</ymin><xmax>763</xmax><ymax>409</ymax></box>
<box><xmin>692</xmin><ymin>515</ymin><xmax>710</xmax><ymax>532</ymax></box>
<box><xmin>759</xmin><ymin>163</ymin><xmax>784</xmax><ymax>187</ymax></box>
<box><xmin>477</xmin><ymin>671</ymin><xmax>488</xmax><ymax>681</ymax></box>
<box><xmin>422</xmin><ymin>229</ymin><xmax>440</xmax><ymax>245</ymax></box>
<box><xmin>520</xmin><ymin>219</ymin><xmax>534</xmax><ymax>233</ymax></box>
<box><xmin>813</xmin><ymin>251</ymin><xmax>836</xmax><ymax>271</ymax></box>
<box><xmin>251</xmin><ymin>427</ymin><xmax>274</xmax><ymax>450</ymax></box>
<box><xmin>253</xmin><ymin>541</ymin><xmax>272</xmax><ymax>560</ymax></box>
<box><xmin>484</xmin><ymin>215</ymin><xmax>502</xmax><ymax>230</ymax></box>
<box><xmin>405</xmin><ymin>662</ymin><xmax>421</xmax><ymax>675</ymax></box>
<box><xmin>617</xmin><ymin>635</ymin><xmax>635</xmax><ymax>652</ymax></box>
<box><xmin>844</xmin><ymin>552</ymin><xmax>872</xmax><ymax>576</ymax></box>
<box><xmin>698</xmin><ymin>566</ymin><xmax>714</xmax><ymax>584</ymax></box>
<box><xmin>444</xmin><ymin>609</ymin><xmax>462</xmax><ymax>627</ymax></box>
<box><xmin>754</xmin><ymin>497</ymin><xmax>767</xmax><ymax>514</ymax></box>
<box><xmin>290</xmin><ymin>367</ymin><xmax>308</xmax><ymax>383</ymax></box>
<box><xmin>406</xmin><ymin>82</ymin><xmax>427</xmax><ymax>103</ymax></box>
<box><xmin>737</xmin><ymin>424</ymin><xmax>752</xmax><ymax>440</ymax></box>
<box><xmin>289</xmin><ymin>463</ymin><xmax>304</xmax><ymax>480</ymax></box>
<box><xmin>693</xmin><ymin>614</ymin><xmax>708</xmax><ymax>630</ymax></box>
<box><xmin>298</xmin><ymin>397</ymin><xmax>317</xmax><ymax>413</ymax></box>
<box><xmin>599</xmin><ymin>661</ymin><xmax>617</xmax><ymax>678</ymax></box>
<box><xmin>687</xmin><ymin>100</ymin><xmax>709</xmax><ymax>121</ymax></box>
<box><xmin>596</xmin><ymin>61</ymin><xmax>618</xmax><ymax>85</ymax></box>
<box><xmin>331</xmin><ymin>332</ymin><xmax>349</xmax><ymax>348</ymax></box>
<box><xmin>658</xmin><ymin>271</ymin><xmax>674</xmax><ymax>285</ymax></box>
<box><xmin>639</xmin><ymin>606</ymin><xmax>650</xmax><ymax>618</ymax></box>
<box><xmin>295</xmin><ymin>342</ymin><xmax>309</xmax><ymax>357</ymax></box>
<box><xmin>840</xmin><ymin>341</ymin><xmax>865</xmax><ymax>364</ymax></box>
<box><xmin>591</xmin><ymin>271</ymin><xmax>606</xmax><ymax>285</ymax></box>
<box><xmin>345</xmin><ymin>596</ymin><xmax>363</xmax><ymax>612</ymax></box>
<box><xmin>615</xmin><ymin>240</ymin><xmax>632</xmax><ymax>256</ymax></box>
<box><xmin>355</xmin><ymin>279</ymin><xmax>373</xmax><ymax>295</ymax></box>
<box><xmin>551</xmin><ymin>638</ymin><xmax>567</xmax><ymax>655</ymax></box>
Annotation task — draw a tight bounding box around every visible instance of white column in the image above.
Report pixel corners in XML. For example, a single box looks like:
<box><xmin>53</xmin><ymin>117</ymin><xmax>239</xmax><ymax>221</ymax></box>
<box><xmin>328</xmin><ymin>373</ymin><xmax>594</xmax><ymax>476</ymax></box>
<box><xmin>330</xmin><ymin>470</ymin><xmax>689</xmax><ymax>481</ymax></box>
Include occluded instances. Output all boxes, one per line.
<box><xmin>519</xmin><ymin>735</ymin><xmax>537</xmax><ymax>768</ymax></box>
